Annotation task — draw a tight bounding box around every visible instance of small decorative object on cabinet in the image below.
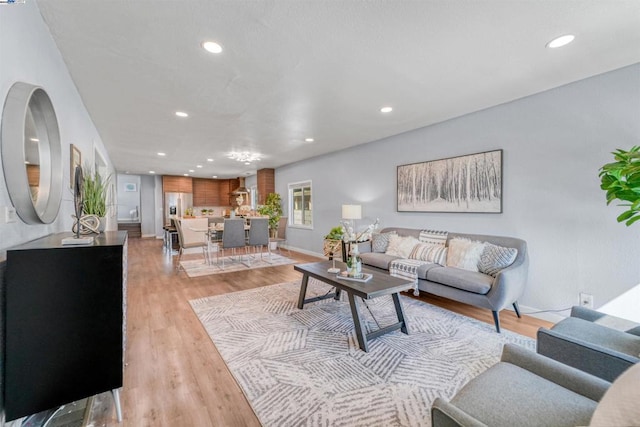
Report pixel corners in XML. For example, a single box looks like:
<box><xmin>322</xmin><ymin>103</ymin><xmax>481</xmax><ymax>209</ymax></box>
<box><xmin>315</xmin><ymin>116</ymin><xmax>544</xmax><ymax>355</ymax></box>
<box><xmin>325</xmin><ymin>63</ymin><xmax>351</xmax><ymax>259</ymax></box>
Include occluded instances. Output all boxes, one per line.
<box><xmin>4</xmin><ymin>231</ymin><xmax>128</xmax><ymax>422</ymax></box>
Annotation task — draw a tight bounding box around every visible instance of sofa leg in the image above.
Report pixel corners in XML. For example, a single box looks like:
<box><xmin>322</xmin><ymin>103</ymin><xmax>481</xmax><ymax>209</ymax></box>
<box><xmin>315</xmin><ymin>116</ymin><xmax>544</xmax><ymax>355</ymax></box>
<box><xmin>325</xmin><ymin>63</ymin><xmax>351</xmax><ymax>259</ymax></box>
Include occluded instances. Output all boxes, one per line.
<box><xmin>492</xmin><ymin>311</ymin><xmax>501</xmax><ymax>333</ymax></box>
<box><xmin>513</xmin><ymin>301</ymin><xmax>522</xmax><ymax>318</ymax></box>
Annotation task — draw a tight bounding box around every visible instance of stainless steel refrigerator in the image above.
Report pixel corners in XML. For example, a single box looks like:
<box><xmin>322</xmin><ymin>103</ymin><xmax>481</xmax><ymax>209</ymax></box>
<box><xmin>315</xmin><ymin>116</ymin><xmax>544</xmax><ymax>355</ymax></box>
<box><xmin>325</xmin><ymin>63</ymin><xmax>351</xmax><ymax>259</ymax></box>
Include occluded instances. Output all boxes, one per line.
<box><xmin>164</xmin><ymin>192</ymin><xmax>193</xmax><ymax>225</ymax></box>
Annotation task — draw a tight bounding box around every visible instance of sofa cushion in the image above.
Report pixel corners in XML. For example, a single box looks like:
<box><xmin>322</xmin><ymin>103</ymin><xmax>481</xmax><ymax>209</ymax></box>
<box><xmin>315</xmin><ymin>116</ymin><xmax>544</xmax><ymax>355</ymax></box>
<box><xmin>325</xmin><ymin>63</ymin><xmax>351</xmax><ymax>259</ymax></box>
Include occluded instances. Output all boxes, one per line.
<box><xmin>360</xmin><ymin>252</ymin><xmax>401</xmax><ymax>270</ymax></box>
<box><xmin>426</xmin><ymin>266</ymin><xmax>494</xmax><ymax>294</ymax></box>
<box><xmin>450</xmin><ymin>362</ymin><xmax>598</xmax><ymax>427</ymax></box>
<box><xmin>446</xmin><ymin>237</ymin><xmax>486</xmax><ymax>272</ymax></box>
<box><xmin>371</xmin><ymin>231</ymin><xmax>396</xmax><ymax>253</ymax></box>
<box><xmin>385</xmin><ymin>234</ymin><xmax>420</xmax><ymax>258</ymax></box>
<box><xmin>409</xmin><ymin>242</ymin><xmax>448</xmax><ymax>265</ymax></box>
<box><xmin>478</xmin><ymin>243</ymin><xmax>518</xmax><ymax>277</ymax></box>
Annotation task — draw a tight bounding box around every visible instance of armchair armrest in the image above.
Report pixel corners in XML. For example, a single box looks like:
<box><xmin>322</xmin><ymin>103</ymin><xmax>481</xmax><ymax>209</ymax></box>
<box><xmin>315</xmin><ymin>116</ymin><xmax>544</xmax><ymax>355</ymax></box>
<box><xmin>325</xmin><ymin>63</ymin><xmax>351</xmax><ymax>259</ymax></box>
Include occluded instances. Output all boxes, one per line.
<box><xmin>537</xmin><ymin>327</ymin><xmax>639</xmax><ymax>382</ymax></box>
<box><xmin>431</xmin><ymin>397</ymin><xmax>488</xmax><ymax>427</ymax></box>
<box><xmin>501</xmin><ymin>344</ymin><xmax>610</xmax><ymax>402</ymax></box>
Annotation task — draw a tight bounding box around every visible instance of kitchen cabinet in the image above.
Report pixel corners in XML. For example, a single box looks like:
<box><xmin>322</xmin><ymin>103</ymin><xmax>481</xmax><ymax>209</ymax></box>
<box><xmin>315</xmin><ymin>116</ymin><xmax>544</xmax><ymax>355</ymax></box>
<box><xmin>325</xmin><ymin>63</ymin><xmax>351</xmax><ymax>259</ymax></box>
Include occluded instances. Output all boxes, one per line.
<box><xmin>162</xmin><ymin>175</ymin><xmax>193</xmax><ymax>193</ymax></box>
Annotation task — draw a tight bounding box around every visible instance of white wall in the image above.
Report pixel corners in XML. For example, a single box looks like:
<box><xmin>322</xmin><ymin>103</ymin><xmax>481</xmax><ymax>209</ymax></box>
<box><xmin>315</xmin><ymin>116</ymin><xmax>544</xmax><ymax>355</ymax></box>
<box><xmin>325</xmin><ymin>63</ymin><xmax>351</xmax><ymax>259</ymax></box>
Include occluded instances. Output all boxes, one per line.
<box><xmin>115</xmin><ymin>174</ymin><xmax>141</xmax><ymax>221</ymax></box>
<box><xmin>0</xmin><ymin>1</ymin><xmax>116</xmax><ymax>258</ymax></box>
<box><xmin>277</xmin><ymin>64</ymin><xmax>640</xmax><ymax>315</ymax></box>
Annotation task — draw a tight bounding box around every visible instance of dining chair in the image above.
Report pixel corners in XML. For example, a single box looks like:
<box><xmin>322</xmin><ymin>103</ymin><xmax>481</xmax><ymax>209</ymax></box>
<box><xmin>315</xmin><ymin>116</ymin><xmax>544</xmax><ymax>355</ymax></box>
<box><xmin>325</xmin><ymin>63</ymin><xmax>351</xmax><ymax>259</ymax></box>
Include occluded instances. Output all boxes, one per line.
<box><xmin>175</xmin><ymin>218</ymin><xmax>209</xmax><ymax>270</ymax></box>
<box><xmin>245</xmin><ymin>217</ymin><xmax>271</xmax><ymax>266</ymax></box>
<box><xmin>269</xmin><ymin>216</ymin><xmax>290</xmax><ymax>256</ymax></box>
<box><xmin>218</xmin><ymin>218</ymin><xmax>247</xmax><ymax>269</ymax></box>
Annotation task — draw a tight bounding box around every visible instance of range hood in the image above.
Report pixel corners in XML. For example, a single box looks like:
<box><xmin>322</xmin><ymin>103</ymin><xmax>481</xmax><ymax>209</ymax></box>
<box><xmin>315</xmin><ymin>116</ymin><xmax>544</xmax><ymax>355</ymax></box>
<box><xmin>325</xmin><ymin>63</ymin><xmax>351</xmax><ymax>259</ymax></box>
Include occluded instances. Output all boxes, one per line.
<box><xmin>231</xmin><ymin>177</ymin><xmax>249</xmax><ymax>194</ymax></box>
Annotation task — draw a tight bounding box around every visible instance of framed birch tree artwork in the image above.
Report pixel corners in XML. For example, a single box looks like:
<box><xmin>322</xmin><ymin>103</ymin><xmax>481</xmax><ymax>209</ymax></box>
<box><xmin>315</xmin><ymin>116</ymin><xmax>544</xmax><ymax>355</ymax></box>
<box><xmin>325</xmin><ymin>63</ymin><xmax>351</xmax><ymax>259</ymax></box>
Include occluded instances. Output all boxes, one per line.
<box><xmin>397</xmin><ymin>149</ymin><xmax>502</xmax><ymax>213</ymax></box>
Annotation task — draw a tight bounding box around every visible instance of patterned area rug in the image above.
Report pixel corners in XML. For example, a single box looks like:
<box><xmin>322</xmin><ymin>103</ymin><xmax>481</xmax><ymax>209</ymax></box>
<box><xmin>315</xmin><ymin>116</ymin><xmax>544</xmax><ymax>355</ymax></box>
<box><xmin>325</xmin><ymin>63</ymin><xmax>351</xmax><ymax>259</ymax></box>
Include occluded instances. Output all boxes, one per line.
<box><xmin>179</xmin><ymin>252</ymin><xmax>295</xmax><ymax>277</ymax></box>
<box><xmin>189</xmin><ymin>280</ymin><xmax>535</xmax><ymax>426</ymax></box>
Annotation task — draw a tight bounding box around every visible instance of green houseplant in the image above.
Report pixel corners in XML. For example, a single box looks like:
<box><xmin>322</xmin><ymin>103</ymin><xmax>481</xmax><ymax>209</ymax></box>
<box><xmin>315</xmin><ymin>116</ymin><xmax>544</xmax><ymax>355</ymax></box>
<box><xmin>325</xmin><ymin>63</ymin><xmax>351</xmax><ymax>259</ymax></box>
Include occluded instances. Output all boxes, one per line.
<box><xmin>83</xmin><ymin>168</ymin><xmax>108</xmax><ymax>218</ymax></box>
<box><xmin>257</xmin><ymin>192</ymin><xmax>283</xmax><ymax>236</ymax></box>
<box><xmin>599</xmin><ymin>145</ymin><xmax>640</xmax><ymax>226</ymax></box>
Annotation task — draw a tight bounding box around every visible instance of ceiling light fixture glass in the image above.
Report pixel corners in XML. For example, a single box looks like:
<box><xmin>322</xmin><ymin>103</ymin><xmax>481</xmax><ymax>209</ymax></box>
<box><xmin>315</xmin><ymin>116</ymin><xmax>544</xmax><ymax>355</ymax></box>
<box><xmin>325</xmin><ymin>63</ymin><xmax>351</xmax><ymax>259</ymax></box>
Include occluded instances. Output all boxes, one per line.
<box><xmin>305</xmin><ymin>138</ymin><xmax>314</xmax><ymax>142</ymax></box>
<box><xmin>196</xmin><ymin>165</ymin><xmax>203</xmax><ymax>168</ymax></box>
<box><xmin>30</xmin><ymin>138</ymin><xmax>39</xmax><ymax>142</ymax></box>
<box><xmin>207</xmin><ymin>158</ymin><xmax>214</xmax><ymax>162</ymax></box>
<box><xmin>380</xmin><ymin>106</ymin><xmax>393</xmax><ymax>113</ymax></box>
<box><xmin>244</xmin><ymin>162</ymin><xmax>251</xmax><ymax>165</ymax></box>
<box><xmin>202</xmin><ymin>41</ymin><xmax>223</xmax><ymax>54</ymax></box>
<box><xmin>157</xmin><ymin>152</ymin><xmax>166</xmax><ymax>156</ymax></box>
<box><xmin>184</xmin><ymin>173</ymin><xmax>189</xmax><ymax>177</ymax></box>
<box><xmin>546</xmin><ymin>34</ymin><xmax>575</xmax><ymax>48</ymax></box>
<box><xmin>228</xmin><ymin>151</ymin><xmax>261</xmax><ymax>163</ymax></box>
<box><xmin>212</xmin><ymin>175</ymin><xmax>218</xmax><ymax>178</ymax></box>
<box><xmin>189</xmin><ymin>169</ymin><xmax>195</xmax><ymax>173</ymax></box>
<box><xmin>149</xmin><ymin>171</ymin><xmax>155</xmax><ymax>174</ymax></box>
<box><xmin>175</xmin><ymin>111</ymin><xmax>189</xmax><ymax>118</ymax></box>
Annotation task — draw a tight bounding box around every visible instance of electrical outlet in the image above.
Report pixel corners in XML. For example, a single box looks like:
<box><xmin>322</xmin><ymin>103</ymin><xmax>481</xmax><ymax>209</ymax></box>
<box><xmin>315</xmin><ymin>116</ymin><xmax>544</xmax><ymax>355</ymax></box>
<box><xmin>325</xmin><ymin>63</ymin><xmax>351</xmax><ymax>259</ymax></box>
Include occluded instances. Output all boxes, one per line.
<box><xmin>579</xmin><ymin>292</ymin><xmax>594</xmax><ymax>308</ymax></box>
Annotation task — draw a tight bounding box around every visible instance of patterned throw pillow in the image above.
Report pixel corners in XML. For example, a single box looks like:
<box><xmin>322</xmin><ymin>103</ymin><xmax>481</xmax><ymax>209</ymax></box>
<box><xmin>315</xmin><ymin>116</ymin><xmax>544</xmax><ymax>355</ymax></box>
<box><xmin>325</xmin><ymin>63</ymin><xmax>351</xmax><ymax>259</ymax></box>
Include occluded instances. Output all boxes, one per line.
<box><xmin>418</xmin><ymin>229</ymin><xmax>448</xmax><ymax>246</ymax></box>
<box><xmin>371</xmin><ymin>231</ymin><xmax>397</xmax><ymax>253</ymax></box>
<box><xmin>385</xmin><ymin>234</ymin><xmax>420</xmax><ymax>258</ymax></box>
<box><xmin>446</xmin><ymin>238</ymin><xmax>486</xmax><ymax>272</ymax></box>
<box><xmin>409</xmin><ymin>243</ymin><xmax>448</xmax><ymax>265</ymax></box>
<box><xmin>478</xmin><ymin>243</ymin><xmax>518</xmax><ymax>277</ymax></box>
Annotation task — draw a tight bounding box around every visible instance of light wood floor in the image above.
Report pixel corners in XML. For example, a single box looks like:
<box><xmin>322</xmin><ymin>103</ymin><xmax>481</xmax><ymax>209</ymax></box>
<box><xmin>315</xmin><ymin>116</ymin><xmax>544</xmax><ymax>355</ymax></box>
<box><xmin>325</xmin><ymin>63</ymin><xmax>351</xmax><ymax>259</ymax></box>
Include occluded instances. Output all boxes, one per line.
<box><xmin>115</xmin><ymin>237</ymin><xmax>553</xmax><ymax>426</ymax></box>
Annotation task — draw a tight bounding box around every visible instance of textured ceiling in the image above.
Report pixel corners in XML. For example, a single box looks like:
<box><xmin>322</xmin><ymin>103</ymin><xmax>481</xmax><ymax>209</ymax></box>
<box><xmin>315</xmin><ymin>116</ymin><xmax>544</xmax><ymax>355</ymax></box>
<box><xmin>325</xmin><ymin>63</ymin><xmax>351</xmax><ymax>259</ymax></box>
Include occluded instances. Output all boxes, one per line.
<box><xmin>36</xmin><ymin>0</ymin><xmax>640</xmax><ymax>179</ymax></box>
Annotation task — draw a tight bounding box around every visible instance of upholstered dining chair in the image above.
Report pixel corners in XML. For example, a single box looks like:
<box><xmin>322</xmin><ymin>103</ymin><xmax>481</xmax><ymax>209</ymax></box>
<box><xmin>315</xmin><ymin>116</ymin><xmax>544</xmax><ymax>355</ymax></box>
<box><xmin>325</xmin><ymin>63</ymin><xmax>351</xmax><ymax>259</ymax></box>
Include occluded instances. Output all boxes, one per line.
<box><xmin>175</xmin><ymin>218</ymin><xmax>209</xmax><ymax>270</ymax></box>
<box><xmin>245</xmin><ymin>217</ymin><xmax>271</xmax><ymax>266</ymax></box>
<box><xmin>218</xmin><ymin>218</ymin><xmax>246</xmax><ymax>269</ymax></box>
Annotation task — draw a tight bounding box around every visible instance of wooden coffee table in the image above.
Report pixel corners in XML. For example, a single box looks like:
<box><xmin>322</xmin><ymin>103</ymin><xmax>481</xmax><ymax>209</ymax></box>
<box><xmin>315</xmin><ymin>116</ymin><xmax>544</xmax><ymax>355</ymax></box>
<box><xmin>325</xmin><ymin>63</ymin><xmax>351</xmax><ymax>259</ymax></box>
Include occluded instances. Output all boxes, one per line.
<box><xmin>294</xmin><ymin>261</ymin><xmax>415</xmax><ymax>352</ymax></box>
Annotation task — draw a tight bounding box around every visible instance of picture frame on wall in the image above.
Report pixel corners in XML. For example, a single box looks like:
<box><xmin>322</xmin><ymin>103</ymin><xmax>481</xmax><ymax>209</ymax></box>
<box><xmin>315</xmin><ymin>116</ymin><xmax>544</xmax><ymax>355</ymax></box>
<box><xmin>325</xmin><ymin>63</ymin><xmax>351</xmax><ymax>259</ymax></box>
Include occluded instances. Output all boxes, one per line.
<box><xmin>70</xmin><ymin>144</ymin><xmax>81</xmax><ymax>188</ymax></box>
<box><xmin>124</xmin><ymin>183</ymin><xmax>137</xmax><ymax>192</ymax></box>
<box><xmin>397</xmin><ymin>149</ymin><xmax>503</xmax><ymax>213</ymax></box>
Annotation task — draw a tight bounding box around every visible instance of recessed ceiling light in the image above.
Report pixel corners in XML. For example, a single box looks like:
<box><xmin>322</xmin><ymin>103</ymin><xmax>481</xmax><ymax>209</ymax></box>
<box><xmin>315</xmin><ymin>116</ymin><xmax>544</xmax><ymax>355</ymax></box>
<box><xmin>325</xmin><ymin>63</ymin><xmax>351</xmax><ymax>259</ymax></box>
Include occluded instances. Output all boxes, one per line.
<box><xmin>305</xmin><ymin>138</ymin><xmax>314</xmax><ymax>143</ymax></box>
<box><xmin>196</xmin><ymin>165</ymin><xmax>203</xmax><ymax>168</ymax></box>
<box><xmin>158</xmin><ymin>152</ymin><xmax>166</xmax><ymax>156</ymax></box>
<box><xmin>149</xmin><ymin>171</ymin><xmax>155</xmax><ymax>174</ymax></box>
<box><xmin>189</xmin><ymin>169</ymin><xmax>195</xmax><ymax>173</ymax></box>
<box><xmin>202</xmin><ymin>41</ymin><xmax>223</xmax><ymax>54</ymax></box>
<box><xmin>184</xmin><ymin>173</ymin><xmax>189</xmax><ymax>177</ymax></box>
<box><xmin>546</xmin><ymin>34</ymin><xmax>575</xmax><ymax>48</ymax></box>
<box><xmin>244</xmin><ymin>162</ymin><xmax>251</xmax><ymax>165</ymax></box>
<box><xmin>30</xmin><ymin>138</ymin><xmax>39</xmax><ymax>142</ymax></box>
<box><xmin>212</xmin><ymin>175</ymin><xmax>218</xmax><ymax>178</ymax></box>
<box><xmin>207</xmin><ymin>158</ymin><xmax>214</xmax><ymax>162</ymax></box>
<box><xmin>25</xmin><ymin>161</ymin><xmax>30</xmax><ymax>164</ymax></box>
<box><xmin>175</xmin><ymin>111</ymin><xmax>189</xmax><ymax>118</ymax></box>
<box><xmin>380</xmin><ymin>106</ymin><xmax>393</xmax><ymax>113</ymax></box>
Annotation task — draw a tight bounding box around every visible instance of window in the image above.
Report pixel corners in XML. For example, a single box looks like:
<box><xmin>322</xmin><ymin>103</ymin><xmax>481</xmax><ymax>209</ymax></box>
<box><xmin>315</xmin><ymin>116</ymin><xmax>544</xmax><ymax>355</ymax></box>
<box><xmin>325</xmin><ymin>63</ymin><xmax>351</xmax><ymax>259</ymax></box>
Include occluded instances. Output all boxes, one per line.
<box><xmin>288</xmin><ymin>181</ymin><xmax>312</xmax><ymax>228</ymax></box>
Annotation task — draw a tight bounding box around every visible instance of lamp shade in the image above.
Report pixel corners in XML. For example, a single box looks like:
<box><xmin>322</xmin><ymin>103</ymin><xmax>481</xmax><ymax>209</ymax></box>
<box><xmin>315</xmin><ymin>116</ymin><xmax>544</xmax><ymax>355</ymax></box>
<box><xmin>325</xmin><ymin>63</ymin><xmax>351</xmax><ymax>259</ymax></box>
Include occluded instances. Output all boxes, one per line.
<box><xmin>342</xmin><ymin>204</ymin><xmax>362</xmax><ymax>220</ymax></box>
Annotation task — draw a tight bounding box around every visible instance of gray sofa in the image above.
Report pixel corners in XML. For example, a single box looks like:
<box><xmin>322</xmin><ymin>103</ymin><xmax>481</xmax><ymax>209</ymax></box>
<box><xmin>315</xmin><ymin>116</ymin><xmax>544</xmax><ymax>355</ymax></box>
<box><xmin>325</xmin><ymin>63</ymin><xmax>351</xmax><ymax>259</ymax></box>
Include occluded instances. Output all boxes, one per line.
<box><xmin>357</xmin><ymin>227</ymin><xmax>529</xmax><ymax>332</ymax></box>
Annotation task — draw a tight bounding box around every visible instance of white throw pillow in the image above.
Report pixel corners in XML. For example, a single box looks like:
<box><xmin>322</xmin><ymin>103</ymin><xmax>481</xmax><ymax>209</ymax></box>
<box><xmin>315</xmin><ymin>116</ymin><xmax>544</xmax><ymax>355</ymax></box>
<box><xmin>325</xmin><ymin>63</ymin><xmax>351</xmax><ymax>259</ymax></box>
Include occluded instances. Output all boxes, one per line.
<box><xmin>409</xmin><ymin>242</ymin><xmax>448</xmax><ymax>265</ymax></box>
<box><xmin>446</xmin><ymin>238</ymin><xmax>486</xmax><ymax>272</ymax></box>
<box><xmin>385</xmin><ymin>235</ymin><xmax>420</xmax><ymax>258</ymax></box>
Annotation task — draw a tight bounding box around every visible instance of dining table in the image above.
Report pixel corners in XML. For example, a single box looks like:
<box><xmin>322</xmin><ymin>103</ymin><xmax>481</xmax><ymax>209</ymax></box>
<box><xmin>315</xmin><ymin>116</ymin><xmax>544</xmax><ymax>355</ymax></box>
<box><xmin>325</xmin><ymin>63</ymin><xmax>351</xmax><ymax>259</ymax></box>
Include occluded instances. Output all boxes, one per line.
<box><xmin>188</xmin><ymin>223</ymin><xmax>251</xmax><ymax>265</ymax></box>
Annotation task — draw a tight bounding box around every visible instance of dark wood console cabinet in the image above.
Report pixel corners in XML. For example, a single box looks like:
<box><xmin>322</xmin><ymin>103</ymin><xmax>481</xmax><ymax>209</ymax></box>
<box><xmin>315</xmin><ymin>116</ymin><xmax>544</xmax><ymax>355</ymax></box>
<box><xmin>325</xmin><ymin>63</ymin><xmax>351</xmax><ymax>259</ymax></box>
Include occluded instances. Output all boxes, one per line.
<box><xmin>3</xmin><ymin>231</ymin><xmax>128</xmax><ymax>421</ymax></box>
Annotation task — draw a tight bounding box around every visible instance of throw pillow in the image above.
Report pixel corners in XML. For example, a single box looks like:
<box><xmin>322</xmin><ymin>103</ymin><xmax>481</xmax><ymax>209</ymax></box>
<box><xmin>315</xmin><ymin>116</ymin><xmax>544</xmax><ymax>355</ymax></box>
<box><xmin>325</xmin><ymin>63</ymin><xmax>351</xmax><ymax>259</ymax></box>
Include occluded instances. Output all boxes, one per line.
<box><xmin>409</xmin><ymin>242</ymin><xmax>448</xmax><ymax>265</ymax></box>
<box><xmin>418</xmin><ymin>229</ymin><xmax>448</xmax><ymax>246</ymax></box>
<box><xmin>478</xmin><ymin>243</ymin><xmax>518</xmax><ymax>277</ymax></box>
<box><xmin>446</xmin><ymin>238</ymin><xmax>486</xmax><ymax>272</ymax></box>
<box><xmin>371</xmin><ymin>231</ymin><xmax>396</xmax><ymax>253</ymax></box>
<box><xmin>385</xmin><ymin>234</ymin><xmax>420</xmax><ymax>258</ymax></box>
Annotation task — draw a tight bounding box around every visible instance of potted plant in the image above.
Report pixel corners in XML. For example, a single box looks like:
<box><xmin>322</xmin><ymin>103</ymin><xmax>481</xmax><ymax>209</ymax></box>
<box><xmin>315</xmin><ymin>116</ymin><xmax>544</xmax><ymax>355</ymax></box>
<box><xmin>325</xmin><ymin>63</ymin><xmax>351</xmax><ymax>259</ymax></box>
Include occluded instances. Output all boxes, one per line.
<box><xmin>257</xmin><ymin>192</ymin><xmax>283</xmax><ymax>237</ymax></box>
<box><xmin>82</xmin><ymin>168</ymin><xmax>109</xmax><ymax>232</ymax></box>
<box><xmin>599</xmin><ymin>145</ymin><xmax>640</xmax><ymax>226</ymax></box>
<box><xmin>323</xmin><ymin>226</ymin><xmax>344</xmax><ymax>259</ymax></box>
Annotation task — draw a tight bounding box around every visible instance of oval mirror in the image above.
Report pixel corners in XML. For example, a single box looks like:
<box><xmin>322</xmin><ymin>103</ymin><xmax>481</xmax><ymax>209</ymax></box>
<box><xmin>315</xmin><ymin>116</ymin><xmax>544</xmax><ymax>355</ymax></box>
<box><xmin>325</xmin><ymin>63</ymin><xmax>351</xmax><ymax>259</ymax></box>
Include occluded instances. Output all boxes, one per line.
<box><xmin>1</xmin><ymin>82</ymin><xmax>62</xmax><ymax>224</ymax></box>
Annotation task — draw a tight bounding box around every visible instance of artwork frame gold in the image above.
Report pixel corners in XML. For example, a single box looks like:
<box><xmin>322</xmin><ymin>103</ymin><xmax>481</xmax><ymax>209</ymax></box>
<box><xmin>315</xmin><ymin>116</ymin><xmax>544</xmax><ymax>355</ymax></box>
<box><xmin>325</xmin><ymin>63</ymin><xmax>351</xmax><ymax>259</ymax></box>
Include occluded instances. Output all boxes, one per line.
<box><xmin>70</xmin><ymin>144</ymin><xmax>81</xmax><ymax>188</ymax></box>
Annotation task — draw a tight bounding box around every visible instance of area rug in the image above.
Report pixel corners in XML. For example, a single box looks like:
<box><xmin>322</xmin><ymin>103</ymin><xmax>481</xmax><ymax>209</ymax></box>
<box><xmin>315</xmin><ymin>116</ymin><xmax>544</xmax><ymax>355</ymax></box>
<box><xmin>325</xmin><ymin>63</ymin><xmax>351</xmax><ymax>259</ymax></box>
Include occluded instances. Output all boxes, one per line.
<box><xmin>189</xmin><ymin>279</ymin><xmax>535</xmax><ymax>426</ymax></box>
<box><xmin>179</xmin><ymin>252</ymin><xmax>295</xmax><ymax>277</ymax></box>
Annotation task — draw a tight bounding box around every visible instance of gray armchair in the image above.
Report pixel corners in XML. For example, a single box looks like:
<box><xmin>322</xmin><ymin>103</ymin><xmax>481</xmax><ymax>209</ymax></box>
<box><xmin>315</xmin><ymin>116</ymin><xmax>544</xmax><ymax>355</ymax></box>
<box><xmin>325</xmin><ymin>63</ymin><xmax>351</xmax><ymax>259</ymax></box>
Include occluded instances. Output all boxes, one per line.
<box><xmin>537</xmin><ymin>306</ymin><xmax>640</xmax><ymax>382</ymax></box>
<box><xmin>431</xmin><ymin>344</ymin><xmax>610</xmax><ymax>427</ymax></box>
